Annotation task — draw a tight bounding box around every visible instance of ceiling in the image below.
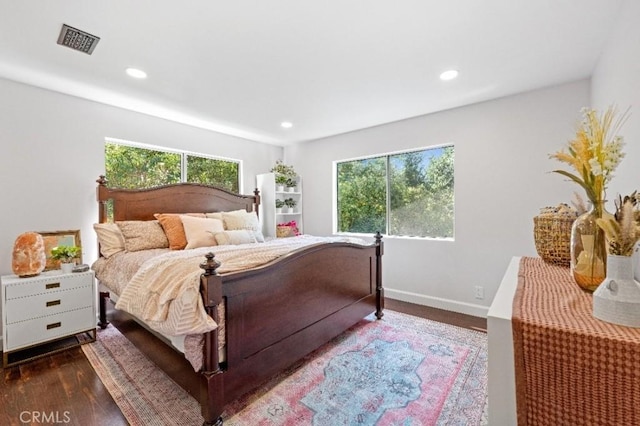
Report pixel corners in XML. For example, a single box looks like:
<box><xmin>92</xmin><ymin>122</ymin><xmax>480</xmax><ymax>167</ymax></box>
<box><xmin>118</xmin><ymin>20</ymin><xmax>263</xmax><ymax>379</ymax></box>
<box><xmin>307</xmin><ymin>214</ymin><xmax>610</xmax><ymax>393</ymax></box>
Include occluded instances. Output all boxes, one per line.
<box><xmin>0</xmin><ymin>1</ymin><xmax>624</xmax><ymax>145</ymax></box>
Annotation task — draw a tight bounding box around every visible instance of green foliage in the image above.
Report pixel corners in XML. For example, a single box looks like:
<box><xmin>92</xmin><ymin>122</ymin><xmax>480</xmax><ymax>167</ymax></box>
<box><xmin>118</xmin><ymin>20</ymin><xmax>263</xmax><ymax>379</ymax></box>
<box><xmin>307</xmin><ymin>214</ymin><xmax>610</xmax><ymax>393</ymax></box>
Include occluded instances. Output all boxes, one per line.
<box><xmin>50</xmin><ymin>245</ymin><xmax>80</xmax><ymax>262</ymax></box>
<box><xmin>424</xmin><ymin>146</ymin><xmax>454</xmax><ymax>193</ymax></box>
<box><xmin>105</xmin><ymin>143</ymin><xmax>239</xmax><ymax>192</ymax></box>
<box><xmin>186</xmin><ymin>155</ymin><xmax>239</xmax><ymax>192</ymax></box>
<box><xmin>271</xmin><ymin>160</ymin><xmax>297</xmax><ymax>179</ymax></box>
<box><xmin>105</xmin><ymin>144</ymin><xmax>181</xmax><ymax>189</ymax></box>
<box><xmin>275</xmin><ymin>198</ymin><xmax>285</xmax><ymax>208</ymax></box>
<box><xmin>337</xmin><ymin>158</ymin><xmax>387</xmax><ymax>234</ymax></box>
<box><xmin>337</xmin><ymin>146</ymin><xmax>454</xmax><ymax>238</ymax></box>
<box><xmin>284</xmin><ymin>197</ymin><xmax>297</xmax><ymax>208</ymax></box>
<box><xmin>285</xmin><ymin>177</ymin><xmax>297</xmax><ymax>188</ymax></box>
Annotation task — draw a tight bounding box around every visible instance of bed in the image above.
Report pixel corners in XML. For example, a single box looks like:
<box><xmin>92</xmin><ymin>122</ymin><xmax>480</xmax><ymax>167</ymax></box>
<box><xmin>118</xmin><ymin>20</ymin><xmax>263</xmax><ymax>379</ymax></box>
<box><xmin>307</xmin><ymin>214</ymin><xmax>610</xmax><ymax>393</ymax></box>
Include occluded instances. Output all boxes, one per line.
<box><xmin>93</xmin><ymin>176</ymin><xmax>384</xmax><ymax>425</ymax></box>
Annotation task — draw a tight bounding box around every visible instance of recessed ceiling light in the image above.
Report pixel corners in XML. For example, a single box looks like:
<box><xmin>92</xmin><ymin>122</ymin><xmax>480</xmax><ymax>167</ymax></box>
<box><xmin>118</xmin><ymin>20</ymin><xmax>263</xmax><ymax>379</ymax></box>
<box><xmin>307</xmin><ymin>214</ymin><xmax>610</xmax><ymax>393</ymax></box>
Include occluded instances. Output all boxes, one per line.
<box><xmin>126</xmin><ymin>68</ymin><xmax>147</xmax><ymax>79</ymax></box>
<box><xmin>281</xmin><ymin>121</ymin><xmax>293</xmax><ymax>128</ymax></box>
<box><xmin>439</xmin><ymin>69</ymin><xmax>459</xmax><ymax>81</ymax></box>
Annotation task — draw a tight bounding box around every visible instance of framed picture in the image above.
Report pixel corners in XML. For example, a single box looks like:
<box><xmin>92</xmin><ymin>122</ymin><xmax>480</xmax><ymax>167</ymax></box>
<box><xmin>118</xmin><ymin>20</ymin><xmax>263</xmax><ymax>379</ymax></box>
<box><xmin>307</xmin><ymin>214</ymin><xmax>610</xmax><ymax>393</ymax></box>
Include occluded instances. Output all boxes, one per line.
<box><xmin>37</xmin><ymin>230</ymin><xmax>82</xmax><ymax>271</ymax></box>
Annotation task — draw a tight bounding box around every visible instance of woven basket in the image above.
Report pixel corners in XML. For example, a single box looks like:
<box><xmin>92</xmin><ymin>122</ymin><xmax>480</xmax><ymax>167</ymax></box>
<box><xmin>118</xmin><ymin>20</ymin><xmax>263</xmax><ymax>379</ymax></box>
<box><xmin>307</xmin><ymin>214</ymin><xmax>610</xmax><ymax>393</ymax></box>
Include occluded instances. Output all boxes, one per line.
<box><xmin>276</xmin><ymin>225</ymin><xmax>294</xmax><ymax>238</ymax></box>
<box><xmin>533</xmin><ymin>216</ymin><xmax>575</xmax><ymax>267</ymax></box>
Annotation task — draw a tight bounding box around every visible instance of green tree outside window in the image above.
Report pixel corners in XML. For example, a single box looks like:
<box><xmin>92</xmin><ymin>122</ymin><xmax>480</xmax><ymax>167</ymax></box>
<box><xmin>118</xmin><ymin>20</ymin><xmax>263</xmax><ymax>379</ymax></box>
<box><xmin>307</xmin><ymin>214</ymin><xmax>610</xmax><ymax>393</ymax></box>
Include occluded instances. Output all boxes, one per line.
<box><xmin>336</xmin><ymin>146</ymin><xmax>454</xmax><ymax>238</ymax></box>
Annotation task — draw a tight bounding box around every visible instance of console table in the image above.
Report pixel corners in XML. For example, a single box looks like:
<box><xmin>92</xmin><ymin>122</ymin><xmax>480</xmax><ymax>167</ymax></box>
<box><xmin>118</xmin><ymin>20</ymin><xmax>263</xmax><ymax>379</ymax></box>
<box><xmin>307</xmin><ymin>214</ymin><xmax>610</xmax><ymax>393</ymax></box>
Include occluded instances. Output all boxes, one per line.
<box><xmin>488</xmin><ymin>256</ymin><xmax>640</xmax><ymax>425</ymax></box>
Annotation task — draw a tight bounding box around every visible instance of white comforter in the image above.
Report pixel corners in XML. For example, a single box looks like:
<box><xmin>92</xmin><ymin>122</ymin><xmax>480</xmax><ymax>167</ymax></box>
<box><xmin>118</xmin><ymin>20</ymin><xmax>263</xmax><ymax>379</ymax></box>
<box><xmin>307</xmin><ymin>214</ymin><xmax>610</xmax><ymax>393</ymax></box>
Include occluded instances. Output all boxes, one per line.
<box><xmin>114</xmin><ymin>235</ymin><xmax>366</xmax><ymax>337</ymax></box>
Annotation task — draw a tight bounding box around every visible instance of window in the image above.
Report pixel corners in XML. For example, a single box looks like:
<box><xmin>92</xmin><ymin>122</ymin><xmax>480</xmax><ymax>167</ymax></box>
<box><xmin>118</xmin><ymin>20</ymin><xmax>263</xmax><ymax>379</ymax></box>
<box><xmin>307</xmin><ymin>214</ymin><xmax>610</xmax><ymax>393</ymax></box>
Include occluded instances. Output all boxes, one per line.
<box><xmin>105</xmin><ymin>140</ymin><xmax>240</xmax><ymax>193</ymax></box>
<box><xmin>336</xmin><ymin>145</ymin><xmax>454</xmax><ymax>238</ymax></box>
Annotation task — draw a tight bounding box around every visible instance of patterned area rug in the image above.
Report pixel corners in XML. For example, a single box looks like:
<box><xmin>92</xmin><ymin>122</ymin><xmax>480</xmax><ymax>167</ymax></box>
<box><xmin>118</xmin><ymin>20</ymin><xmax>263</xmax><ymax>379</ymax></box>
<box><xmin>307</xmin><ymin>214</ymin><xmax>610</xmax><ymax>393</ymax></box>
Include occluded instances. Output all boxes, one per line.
<box><xmin>82</xmin><ymin>310</ymin><xmax>487</xmax><ymax>425</ymax></box>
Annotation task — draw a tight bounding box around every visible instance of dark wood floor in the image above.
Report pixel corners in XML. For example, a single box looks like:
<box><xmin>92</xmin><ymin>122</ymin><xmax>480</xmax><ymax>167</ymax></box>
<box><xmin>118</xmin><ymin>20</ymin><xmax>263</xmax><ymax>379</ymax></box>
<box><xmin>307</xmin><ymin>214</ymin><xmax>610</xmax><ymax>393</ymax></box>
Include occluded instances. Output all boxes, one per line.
<box><xmin>1</xmin><ymin>299</ymin><xmax>486</xmax><ymax>426</ymax></box>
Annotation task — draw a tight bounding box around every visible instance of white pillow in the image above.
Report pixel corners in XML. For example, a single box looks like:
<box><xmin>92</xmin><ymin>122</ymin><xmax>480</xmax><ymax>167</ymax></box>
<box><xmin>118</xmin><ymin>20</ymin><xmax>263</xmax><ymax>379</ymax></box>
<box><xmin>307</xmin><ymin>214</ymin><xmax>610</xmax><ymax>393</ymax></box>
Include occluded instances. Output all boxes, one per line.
<box><xmin>180</xmin><ymin>215</ymin><xmax>225</xmax><ymax>249</ymax></box>
<box><xmin>214</xmin><ymin>230</ymin><xmax>258</xmax><ymax>246</ymax></box>
<box><xmin>222</xmin><ymin>210</ymin><xmax>265</xmax><ymax>242</ymax></box>
<box><xmin>205</xmin><ymin>212</ymin><xmax>223</xmax><ymax>220</ymax></box>
<box><xmin>93</xmin><ymin>223</ymin><xmax>125</xmax><ymax>258</ymax></box>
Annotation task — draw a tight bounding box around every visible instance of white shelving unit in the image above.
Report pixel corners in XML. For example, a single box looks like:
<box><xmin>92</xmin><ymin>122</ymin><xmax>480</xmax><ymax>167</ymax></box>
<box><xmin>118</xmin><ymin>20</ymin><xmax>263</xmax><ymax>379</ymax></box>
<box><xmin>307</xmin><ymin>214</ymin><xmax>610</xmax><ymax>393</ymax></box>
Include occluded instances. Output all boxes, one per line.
<box><xmin>256</xmin><ymin>172</ymin><xmax>303</xmax><ymax>238</ymax></box>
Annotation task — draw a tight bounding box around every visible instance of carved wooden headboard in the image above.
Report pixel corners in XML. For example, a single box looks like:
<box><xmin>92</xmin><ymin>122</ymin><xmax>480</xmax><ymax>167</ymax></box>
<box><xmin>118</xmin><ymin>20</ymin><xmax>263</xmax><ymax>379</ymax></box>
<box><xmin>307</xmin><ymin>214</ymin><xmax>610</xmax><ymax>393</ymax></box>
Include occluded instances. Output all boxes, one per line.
<box><xmin>96</xmin><ymin>175</ymin><xmax>260</xmax><ymax>223</ymax></box>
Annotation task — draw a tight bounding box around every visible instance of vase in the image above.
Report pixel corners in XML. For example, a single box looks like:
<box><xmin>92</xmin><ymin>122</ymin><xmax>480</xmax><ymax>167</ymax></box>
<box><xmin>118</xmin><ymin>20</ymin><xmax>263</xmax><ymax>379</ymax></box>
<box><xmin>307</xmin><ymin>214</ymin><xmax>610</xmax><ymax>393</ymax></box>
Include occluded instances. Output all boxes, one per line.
<box><xmin>593</xmin><ymin>255</ymin><xmax>640</xmax><ymax>327</ymax></box>
<box><xmin>60</xmin><ymin>262</ymin><xmax>74</xmax><ymax>274</ymax></box>
<box><xmin>570</xmin><ymin>201</ymin><xmax>610</xmax><ymax>292</ymax></box>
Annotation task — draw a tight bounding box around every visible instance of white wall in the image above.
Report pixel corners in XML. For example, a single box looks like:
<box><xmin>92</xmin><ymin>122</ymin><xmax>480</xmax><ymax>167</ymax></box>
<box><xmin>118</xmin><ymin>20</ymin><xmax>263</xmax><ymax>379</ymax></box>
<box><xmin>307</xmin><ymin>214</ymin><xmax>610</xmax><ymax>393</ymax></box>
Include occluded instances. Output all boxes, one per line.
<box><xmin>591</xmin><ymin>0</ymin><xmax>640</xmax><ymax>279</ymax></box>
<box><xmin>591</xmin><ymin>0</ymin><xmax>640</xmax><ymax>197</ymax></box>
<box><xmin>286</xmin><ymin>80</ymin><xmax>590</xmax><ymax>316</ymax></box>
<box><xmin>0</xmin><ymin>78</ymin><xmax>283</xmax><ymax>276</ymax></box>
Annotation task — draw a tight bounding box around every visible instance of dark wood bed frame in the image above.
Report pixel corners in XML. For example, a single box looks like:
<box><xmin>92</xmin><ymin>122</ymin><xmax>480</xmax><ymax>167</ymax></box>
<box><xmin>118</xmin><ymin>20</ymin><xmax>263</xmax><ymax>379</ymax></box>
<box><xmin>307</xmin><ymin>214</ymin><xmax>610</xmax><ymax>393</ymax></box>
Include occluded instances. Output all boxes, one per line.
<box><xmin>95</xmin><ymin>176</ymin><xmax>384</xmax><ymax>425</ymax></box>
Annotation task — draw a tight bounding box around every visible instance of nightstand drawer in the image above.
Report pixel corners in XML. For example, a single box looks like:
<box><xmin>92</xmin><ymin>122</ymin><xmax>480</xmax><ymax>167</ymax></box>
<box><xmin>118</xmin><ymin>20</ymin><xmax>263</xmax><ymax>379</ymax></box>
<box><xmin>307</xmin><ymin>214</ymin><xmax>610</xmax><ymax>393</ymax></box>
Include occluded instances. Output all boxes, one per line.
<box><xmin>4</xmin><ymin>307</ymin><xmax>95</xmax><ymax>351</ymax></box>
<box><xmin>5</xmin><ymin>285</ymin><xmax>94</xmax><ymax>324</ymax></box>
<box><xmin>4</xmin><ymin>272</ymin><xmax>92</xmax><ymax>300</ymax></box>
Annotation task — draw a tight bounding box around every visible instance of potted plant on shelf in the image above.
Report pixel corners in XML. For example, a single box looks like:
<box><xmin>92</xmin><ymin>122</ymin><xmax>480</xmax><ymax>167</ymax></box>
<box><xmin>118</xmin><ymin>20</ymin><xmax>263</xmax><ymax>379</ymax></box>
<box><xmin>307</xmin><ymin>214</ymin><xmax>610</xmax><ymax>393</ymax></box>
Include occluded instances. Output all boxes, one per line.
<box><xmin>284</xmin><ymin>197</ymin><xmax>297</xmax><ymax>213</ymax></box>
<box><xmin>275</xmin><ymin>174</ymin><xmax>288</xmax><ymax>192</ymax></box>
<box><xmin>275</xmin><ymin>198</ymin><xmax>285</xmax><ymax>214</ymax></box>
<box><xmin>51</xmin><ymin>245</ymin><xmax>80</xmax><ymax>273</ymax></box>
<box><xmin>285</xmin><ymin>177</ymin><xmax>297</xmax><ymax>192</ymax></box>
<box><xmin>271</xmin><ymin>160</ymin><xmax>297</xmax><ymax>192</ymax></box>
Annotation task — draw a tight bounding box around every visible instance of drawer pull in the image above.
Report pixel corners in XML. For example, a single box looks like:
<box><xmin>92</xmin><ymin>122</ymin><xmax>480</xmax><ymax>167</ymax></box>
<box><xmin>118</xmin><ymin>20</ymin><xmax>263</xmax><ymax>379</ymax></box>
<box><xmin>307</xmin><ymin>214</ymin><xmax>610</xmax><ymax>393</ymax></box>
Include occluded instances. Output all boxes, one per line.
<box><xmin>46</xmin><ymin>322</ymin><xmax>62</xmax><ymax>330</ymax></box>
<box><xmin>46</xmin><ymin>300</ymin><xmax>61</xmax><ymax>307</ymax></box>
<box><xmin>46</xmin><ymin>282</ymin><xmax>61</xmax><ymax>290</ymax></box>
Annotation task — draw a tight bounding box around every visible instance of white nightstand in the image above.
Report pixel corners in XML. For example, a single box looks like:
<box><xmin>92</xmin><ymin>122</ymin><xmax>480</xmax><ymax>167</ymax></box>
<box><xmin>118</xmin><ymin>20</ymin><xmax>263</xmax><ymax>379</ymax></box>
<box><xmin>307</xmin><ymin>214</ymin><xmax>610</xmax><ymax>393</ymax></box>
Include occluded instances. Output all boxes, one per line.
<box><xmin>1</xmin><ymin>269</ymin><xmax>96</xmax><ymax>367</ymax></box>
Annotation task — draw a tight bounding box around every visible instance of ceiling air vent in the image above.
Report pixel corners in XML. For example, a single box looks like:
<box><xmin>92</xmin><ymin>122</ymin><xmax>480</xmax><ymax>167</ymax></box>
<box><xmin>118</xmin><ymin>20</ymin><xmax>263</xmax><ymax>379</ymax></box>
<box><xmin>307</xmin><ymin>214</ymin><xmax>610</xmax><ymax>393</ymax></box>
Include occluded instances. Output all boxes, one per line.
<box><xmin>56</xmin><ymin>24</ymin><xmax>100</xmax><ymax>55</ymax></box>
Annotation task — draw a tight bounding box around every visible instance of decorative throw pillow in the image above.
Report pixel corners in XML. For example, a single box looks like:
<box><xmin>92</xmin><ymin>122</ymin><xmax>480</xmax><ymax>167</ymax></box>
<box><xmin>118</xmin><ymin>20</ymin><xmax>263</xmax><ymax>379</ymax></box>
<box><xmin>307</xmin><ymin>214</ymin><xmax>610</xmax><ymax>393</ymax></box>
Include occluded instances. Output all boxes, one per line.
<box><xmin>154</xmin><ymin>213</ymin><xmax>206</xmax><ymax>250</ymax></box>
<box><xmin>180</xmin><ymin>215</ymin><xmax>225</xmax><ymax>249</ymax></box>
<box><xmin>93</xmin><ymin>223</ymin><xmax>125</xmax><ymax>258</ymax></box>
<box><xmin>214</xmin><ymin>230</ymin><xmax>258</xmax><ymax>246</ymax></box>
<box><xmin>205</xmin><ymin>212</ymin><xmax>223</xmax><ymax>221</ymax></box>
<box><xmin>222</xmin><ymin>210</ymin><xmax>265</xmax><ymax>242</ymax></box>
<box><xmin>116</xmin><ymin>220</ymin><xmax>169</xmax><ymax>252</ymax></box>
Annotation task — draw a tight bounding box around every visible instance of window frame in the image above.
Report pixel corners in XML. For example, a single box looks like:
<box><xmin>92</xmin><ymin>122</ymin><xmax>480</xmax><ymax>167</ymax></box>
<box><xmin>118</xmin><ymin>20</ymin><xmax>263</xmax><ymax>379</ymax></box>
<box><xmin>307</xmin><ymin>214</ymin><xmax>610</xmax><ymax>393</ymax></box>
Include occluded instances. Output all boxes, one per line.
<box><xmin>333</xmin><ymin>143</ymin><xmax>454</xmax><ymax>240</ymax></box>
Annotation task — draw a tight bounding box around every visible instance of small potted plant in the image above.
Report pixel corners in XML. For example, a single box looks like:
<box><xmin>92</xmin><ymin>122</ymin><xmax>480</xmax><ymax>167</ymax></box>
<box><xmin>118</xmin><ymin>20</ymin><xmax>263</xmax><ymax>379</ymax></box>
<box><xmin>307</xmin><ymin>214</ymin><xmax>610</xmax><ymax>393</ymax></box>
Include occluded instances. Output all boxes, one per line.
<box><xmin>284</xmin><ymin>197</ymin><xmax>297</xmax><ymax>213</ymax></box>
<box><xmin>271</xmin><ymin>160</ymin><xmax>297</xmax><ymax>192</ymax></box>
<box><xmin>285</xmin><ymin>177</ymin><xmax>297</xmax><ymax>192</ymax></box>
<box><xmin>51</xmin><ymin>245</ymin><xmax>80</xmax><ymax>273</ymax></box>
<box><xmin>275</xmin><ymin>198</ymin><xmax>285</xmax><ymax>214</ymax></box>
<box><xmin>275</xmin><ymin>174</ymin><xmax>288</xmax><ymax>192</ymax></box>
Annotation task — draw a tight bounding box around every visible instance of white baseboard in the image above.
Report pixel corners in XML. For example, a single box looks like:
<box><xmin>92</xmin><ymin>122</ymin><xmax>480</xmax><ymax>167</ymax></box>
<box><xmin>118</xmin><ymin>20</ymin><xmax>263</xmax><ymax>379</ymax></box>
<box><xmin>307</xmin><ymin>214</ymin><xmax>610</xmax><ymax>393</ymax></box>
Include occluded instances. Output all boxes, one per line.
<box><xmin>385</xmin><ymin>288</ymin><xmax>489</xmax><ymax>318</ymax></box>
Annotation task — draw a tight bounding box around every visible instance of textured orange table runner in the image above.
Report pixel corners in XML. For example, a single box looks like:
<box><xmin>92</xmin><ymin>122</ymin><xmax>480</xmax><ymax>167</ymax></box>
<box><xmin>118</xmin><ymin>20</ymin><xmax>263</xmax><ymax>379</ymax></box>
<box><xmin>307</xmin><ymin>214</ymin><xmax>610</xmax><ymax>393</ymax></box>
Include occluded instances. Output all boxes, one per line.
<box><xmin>512</xmin><ymin>257</ymin><xmax>640</xmax><ymax>426</ymax></box>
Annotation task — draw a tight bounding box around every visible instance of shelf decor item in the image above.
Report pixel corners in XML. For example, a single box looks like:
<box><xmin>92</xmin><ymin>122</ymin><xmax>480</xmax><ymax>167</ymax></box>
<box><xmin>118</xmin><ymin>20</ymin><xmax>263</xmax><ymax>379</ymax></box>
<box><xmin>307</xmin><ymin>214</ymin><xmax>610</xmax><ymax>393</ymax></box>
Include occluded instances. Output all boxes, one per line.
<box><xmin>50</xmin><ymin>245</ymin><xmax>81</xmax><ymax>273</ymax></box>
<box><xmin>593</xmin><ymin>192</ymin><xmax>640</xmax><ymax>326</ymax></box>
<box><xmin>275</xmin><ymin>198</ymin><xmax>285</xmax><ymax>214</ymax></box>
<box><xmin>11</xmin><ymin>232</ymin><xmax>47</xmax><ymax>277</ymax></box>
<box><xmin>38</xmin><ymin>229</ymin><xmax>82</xmax><ymax>271</ymax></box>
<box><xmin>285</xmin><ymin>177</ymin><xmax>297</xmax><ymax>192</ymax></box>
<box><xmin>284</xmin><ymin>197</ymin><xmax>297</xmax><ymax>213</ymax></box>
<box><xmin>271</xmin><ymin>160</ymin><xmax>297</xmax><ymax>192</ymax></box>
<box><xmin>533</xmin><ymin>203</ymin><xmax>578</xmax><ymax>266</ymax></box>
<box><xmin>550</xmin><ymin>106</ymin><xmax>629</xmax><ymax>291</ymax></box>
<box><xmin>276</xmin><ymin>220</ymin><xmax>301</xmax><ymax>238</ymax></box>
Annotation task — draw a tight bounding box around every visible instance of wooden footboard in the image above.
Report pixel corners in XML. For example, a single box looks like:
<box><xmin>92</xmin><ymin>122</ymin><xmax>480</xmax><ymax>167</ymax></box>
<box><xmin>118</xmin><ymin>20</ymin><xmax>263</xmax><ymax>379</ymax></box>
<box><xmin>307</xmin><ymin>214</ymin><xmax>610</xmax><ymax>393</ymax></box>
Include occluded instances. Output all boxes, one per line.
<box><xmin>199</xmin><ymin>233</ymin><xmax>384</xmax><ymax>425</ymax></box>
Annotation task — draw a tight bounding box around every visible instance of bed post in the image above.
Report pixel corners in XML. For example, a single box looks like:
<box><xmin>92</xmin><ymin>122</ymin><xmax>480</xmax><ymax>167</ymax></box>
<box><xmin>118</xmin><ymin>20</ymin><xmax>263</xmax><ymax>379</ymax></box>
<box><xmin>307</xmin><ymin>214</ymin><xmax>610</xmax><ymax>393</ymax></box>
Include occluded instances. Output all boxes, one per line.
<box><xmin>253</xmin><ymin>188</ymin><xmax>261</xmax><ymax>216</ymax></box>
<box><xmin>375</xmin><ymin>232</ymin><xmax>384</xmax><ymax>319</ymax></box>
<box><xmin>96</xmin><ymin>175</ymin><xmax>110</xmax><ymax>224</ymax></box>
<box><xmin>96</xmin><ymin>175</ymin><xmax>111</xmax><ymax>329</ymax></box>
<box><xmin>199</xmin><ymin>253</ymin><xmax>224</xmax><ymax>426</ymax></box>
